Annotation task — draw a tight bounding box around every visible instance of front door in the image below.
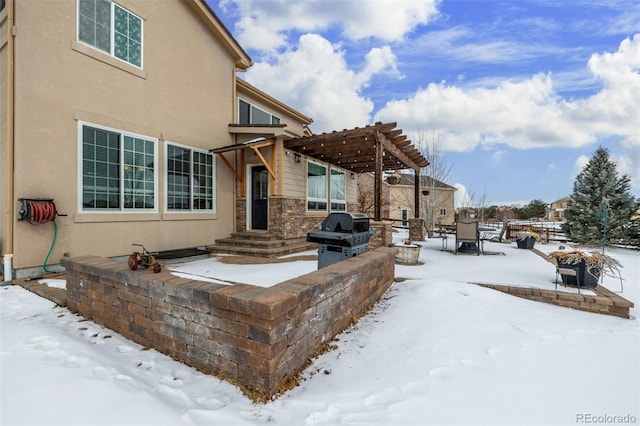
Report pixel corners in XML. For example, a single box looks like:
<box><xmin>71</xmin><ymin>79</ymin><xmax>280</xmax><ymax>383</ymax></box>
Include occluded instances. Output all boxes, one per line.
<box><xmin>251</xmin><ymin>165</ymin><xmax>268</xmax><ymax>230</ymax></box>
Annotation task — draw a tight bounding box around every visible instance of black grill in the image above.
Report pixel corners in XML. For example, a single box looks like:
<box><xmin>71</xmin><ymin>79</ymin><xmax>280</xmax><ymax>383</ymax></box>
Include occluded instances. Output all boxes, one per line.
<box><xmin>307</xmin><ymin>213</ymin><xmax>375</xmax><ymax>269</ymax></box>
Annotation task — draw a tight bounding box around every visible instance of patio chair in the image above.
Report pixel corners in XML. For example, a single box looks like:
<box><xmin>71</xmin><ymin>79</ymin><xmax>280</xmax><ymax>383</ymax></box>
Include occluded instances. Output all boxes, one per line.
<box><xmin>555</xmin><ymin>261</ymin><xmax>581</xmax><ymax>294</ymax></box>
<box><xmin>455</xmin><ymin>219</ymin><xmax>480</xmax><ymax>255</ymax></box>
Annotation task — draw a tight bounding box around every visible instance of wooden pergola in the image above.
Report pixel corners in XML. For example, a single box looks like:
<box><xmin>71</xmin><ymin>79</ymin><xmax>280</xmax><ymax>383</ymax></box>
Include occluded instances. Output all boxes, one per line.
<box><xmin>284</xmin><ymin>122</ymin><xmax>429</xmax><ymax>221</ymax></box>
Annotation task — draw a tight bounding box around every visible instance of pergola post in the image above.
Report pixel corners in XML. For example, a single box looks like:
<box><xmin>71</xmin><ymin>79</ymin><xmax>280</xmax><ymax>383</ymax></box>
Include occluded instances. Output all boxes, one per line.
<box><xmin>414</xmin><ymin>168</ymin><xmax>420</xmax><ymax>218</ymax></box>
<box><xmin>374</xmin><ymin>136</ymin><xmax>383</xmax><ymax>221</ymax></box>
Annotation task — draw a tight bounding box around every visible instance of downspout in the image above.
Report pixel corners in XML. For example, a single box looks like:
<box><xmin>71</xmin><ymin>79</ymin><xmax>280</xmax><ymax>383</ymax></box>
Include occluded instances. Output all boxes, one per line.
<box><xmin>231</xmin><ymin>66</ymin><xmax>239</xmax><ymax>233</ymax></box>
<box><xmin>3</xmin><ymin>0</ymin><xmax>15</xmax><ymax>281</ymax></box>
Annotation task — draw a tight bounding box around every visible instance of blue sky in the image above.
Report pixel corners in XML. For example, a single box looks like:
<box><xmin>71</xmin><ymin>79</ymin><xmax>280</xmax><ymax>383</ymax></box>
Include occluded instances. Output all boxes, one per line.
<box><xmin>207</xmin><ymin>0</ymin><xmax>639</xmax><ymax>207</ymax></box>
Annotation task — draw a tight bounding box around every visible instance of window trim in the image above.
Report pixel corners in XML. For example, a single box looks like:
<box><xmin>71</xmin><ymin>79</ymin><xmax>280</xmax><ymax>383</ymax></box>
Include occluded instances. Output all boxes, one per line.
<box><xmin>238</xmin><ymin>98</ymin><xmax>281</xmax><ymax>125</ymax></box>
<box><xmin>306</xmin><ymin>160</ymin><xmax>328</xmax><ymax>212</ymax></box>
<box><xmin>77</xmin><ymin>0</ymin><xmax>144</xmax><ymax>69</ymax></box>
<box><xmin>78</xmin><ymin>121</ymin><xmax>158</xmax><ymax>213</ymax></box>
<box><xmin>330</xmin><ymin>167</ymin><xmax>346</xmax><ymax>212</ymax></box>
<box><xmin>165</xmin><ymin>142</ymin><xmax>216</xmax><ymax>213</ymax></box>
<box><xmin>306</xmin><ymin>161</ymin><xmax>351</xmax><ymax>213</ymax></box>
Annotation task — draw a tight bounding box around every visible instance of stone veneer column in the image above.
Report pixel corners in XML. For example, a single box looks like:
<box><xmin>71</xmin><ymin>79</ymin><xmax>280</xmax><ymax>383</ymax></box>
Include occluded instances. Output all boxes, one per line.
<box><xmin>409</xmin><ymin>218</ymin><xmax>425</xmax><ymax>241</ymax></box>
<box><xmin>368</xmin><ymin>220</ymin><xmax>393</xmax><ymax>249</ymax></box>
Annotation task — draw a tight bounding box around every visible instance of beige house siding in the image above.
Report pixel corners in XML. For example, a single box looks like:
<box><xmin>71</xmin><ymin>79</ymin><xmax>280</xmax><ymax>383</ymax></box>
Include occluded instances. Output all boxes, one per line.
<box><xmin>3</xmin><ymin>0</ymin><xmax>247</xmax><ymax>269</ymax></box>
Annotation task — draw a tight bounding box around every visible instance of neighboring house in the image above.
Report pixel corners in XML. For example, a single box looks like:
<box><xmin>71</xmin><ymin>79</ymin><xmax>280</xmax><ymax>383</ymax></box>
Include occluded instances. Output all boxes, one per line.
<box><xmin>356</xmin><ymin>172</ymin><xmax>455</xmax><ymax>230</ymax></box>
<box><xmin>1</xmin><ymin>0</ymin><xmax>428</xmax><ymax>276</ymax></box>
<box><xmin>392</xmin><ymin>173</ymin><xmax>456</xmax><ymax>230</ymax></box>
<box><xmin>1</xmin><ymin>0</ymin><xmax>252</xmax><ymax>274</ymax></box>
<box><xmin>546</xmin><ymin>197</ymin><xmax>571</xmax><ymax>221</ymax></box>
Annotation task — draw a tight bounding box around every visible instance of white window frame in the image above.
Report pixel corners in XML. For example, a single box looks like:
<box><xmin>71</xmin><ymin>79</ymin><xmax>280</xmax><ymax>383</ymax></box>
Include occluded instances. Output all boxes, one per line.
<box><xmin>306</xmin><ymin>160</ymin><xmax>328</xmax><ymax>212</ymax></box>
<box><xmin>330</xmin><ymin>167</ymin><xmax>346</xmax><ymax>212</ymax></box>
<box><xmin>165</xmin><ymin>142</ymin><xmax>216</xmax><ymax>213</ymax></box>
<box><xmin>238</xmin><ymin>98</ymin><xmax>281</xmax><ymax>125</ymax></box>
<box><xmin>77</xmin><ymin>0</ymin><xmax>144</xmax><ymax>69</ymax></box>
<box><xmin>78</xmin><ymin>121</ymin><xmax>158</xmax><ymax>213</ymax></box>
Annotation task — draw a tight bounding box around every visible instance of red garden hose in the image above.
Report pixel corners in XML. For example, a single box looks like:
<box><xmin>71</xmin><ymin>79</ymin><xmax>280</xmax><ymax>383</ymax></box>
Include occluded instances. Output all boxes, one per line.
<box><xmin>24</xmin><ymin>200</ymin><xmax>57</xmax><ymax>225</ymax></box>
<box><xmin>19</xmin><ymin>199</ymin><xmax>65</xmax><ymax>273</ymax></box>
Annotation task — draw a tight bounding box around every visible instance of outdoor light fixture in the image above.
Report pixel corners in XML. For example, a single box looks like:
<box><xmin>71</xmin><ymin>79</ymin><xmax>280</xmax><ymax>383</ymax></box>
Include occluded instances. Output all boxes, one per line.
<box><xmin>294</xmin><ymin>153</ymin><xmax>302</xmax><ymax>163</ymax></box>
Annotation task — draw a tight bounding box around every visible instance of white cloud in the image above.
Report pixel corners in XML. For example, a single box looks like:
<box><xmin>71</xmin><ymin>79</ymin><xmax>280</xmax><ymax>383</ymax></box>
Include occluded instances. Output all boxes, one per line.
<box><xmin>454</xmin><ymin>183</ymin><xmax>470</xmax><ymax>209</ymax></box>
<box><xmin>574</xmin><ymin>155</ymin><xmax>589</xmax><ymax>174</ymax></box>
<box><xmin>226</xmin><ymin>0</ymin><xmax>439</xmax><ymax>51</ymax></box>
<box><xmin>375</xmin><ymin>34</ymin><xmax>640</xmax><ymax>153</ymax></box>
<box><xmin>243</xmin><ymin>34</ymin><xmax>400</xmax><ymax>132</ymax></box>
<box><xmin>491</xmin><ymin>150</ymin><xmax>507</xmax><ymax>164</ymax></box>
<box><xmin>612</xmin><ymin>148</ymin><xmax>640</xmax><ymax>195</ymax></box>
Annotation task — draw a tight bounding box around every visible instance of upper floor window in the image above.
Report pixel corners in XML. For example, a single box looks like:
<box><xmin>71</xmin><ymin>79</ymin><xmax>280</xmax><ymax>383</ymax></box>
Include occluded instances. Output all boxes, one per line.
<box><xmin>238</xmin><ymin>99</ymin><xmax>281</xmax><ymax>125</ymax></box>
<box><xmin>78</xmin><ymin>0</ymin><xmax>143</xmax><ymax>68</ymax></box>
<box><xmin>80</xmin><ymin>123</ymin><xmax>156</xmax><ymax>211</ymax></box>
<box><xmin>166</xmin><ymin>144</ymin><xmax>215</xmax><ymax>212</ymax></box>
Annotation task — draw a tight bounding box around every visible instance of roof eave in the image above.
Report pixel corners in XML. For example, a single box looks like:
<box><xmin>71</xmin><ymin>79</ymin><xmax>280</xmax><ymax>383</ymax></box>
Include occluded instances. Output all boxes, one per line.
<box><xmin>236</xmin><ymin>78</ymin><xmax>313</xmax><ymax>125</ymax></box>
<box><xmin>186</xmin><ymin>0</ymin><xmax>252</xmax><ymax>70</ymax></box>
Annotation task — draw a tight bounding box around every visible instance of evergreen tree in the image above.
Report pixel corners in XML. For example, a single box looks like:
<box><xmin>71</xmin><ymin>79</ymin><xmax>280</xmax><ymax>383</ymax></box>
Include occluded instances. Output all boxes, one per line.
<box><xmin>562</xmin><ymin>147</ymin><xmax>638</xmax><ymax>245</ymax></box>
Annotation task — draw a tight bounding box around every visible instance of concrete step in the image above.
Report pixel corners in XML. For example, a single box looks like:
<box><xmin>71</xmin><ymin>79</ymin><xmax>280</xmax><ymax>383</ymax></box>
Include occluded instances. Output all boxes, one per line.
<box><xmin>207</xmin><ymin>240</ymin><xmax>317</xmax><ymax>258</ymax></box>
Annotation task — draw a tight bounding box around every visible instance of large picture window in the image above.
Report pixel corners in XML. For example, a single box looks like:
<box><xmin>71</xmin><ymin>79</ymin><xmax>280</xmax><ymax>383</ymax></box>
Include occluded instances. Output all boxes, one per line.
<box><xmin>307</xmin><ymin>162</ymin><xmax>327</xmax><ymax>211</ymax></box>
<box><xmin>167</xmin><ymin>144</ymin><xmax>215</xmax><ymax>212</ymax></box>
<box><xmin>78</xmin><ymin>0</ymin><xmax>143</xmax><ymax>68</ymax></box>
<box><xmin>81</xmin><ymin>124</ymin><xmax>156</xmax><ymax>211</ymax></box>
<box><xmin>238</xmin><ymin>99</ymin><xmax>281</xmax><ymax>125</ymax></box>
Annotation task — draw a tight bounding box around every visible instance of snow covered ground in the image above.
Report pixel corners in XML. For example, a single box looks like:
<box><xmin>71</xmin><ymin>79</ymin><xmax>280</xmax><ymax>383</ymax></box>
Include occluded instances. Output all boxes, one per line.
<box><xmin>1</xmin><ymin>231</ymin><xmax>638</xmax><ymax>426</ymax></box>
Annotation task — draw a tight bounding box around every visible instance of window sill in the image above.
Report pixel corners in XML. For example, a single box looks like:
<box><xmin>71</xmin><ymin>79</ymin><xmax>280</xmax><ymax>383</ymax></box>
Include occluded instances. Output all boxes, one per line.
<box><xmin>74</xmin><ymin>212</ymin><xmax>160</xmax><ymax>223</ymax></box>
<box><xmin>162</xmin><ymin>212</ymin><xmax>218</xmax><ymax>221</ymax></box>
<box><xmin>71</xmin><ymin>41</ymin><xmax>147</xmax><ymax>79</ymax></box>
<box><xmin>306</xmin><ymin>211</ymin><xmax>329</xmax><ymax>216</ymax></box>
<box><xmin>74</xmin><ymin>212</ymin><xmax>219</xmax><ymax>222</ymax></box>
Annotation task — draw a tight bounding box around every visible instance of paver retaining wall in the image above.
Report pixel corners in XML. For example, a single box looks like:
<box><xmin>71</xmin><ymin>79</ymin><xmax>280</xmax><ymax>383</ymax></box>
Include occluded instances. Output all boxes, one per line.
<box><xmin>477</xmin><ymin>283</ymin><xmax>634</xmax><ymax>318</ymax></box>
<box><xmin>61</xmin><ymin>248</ymin><xmax>396</xmax><ymax>399</ymax></box>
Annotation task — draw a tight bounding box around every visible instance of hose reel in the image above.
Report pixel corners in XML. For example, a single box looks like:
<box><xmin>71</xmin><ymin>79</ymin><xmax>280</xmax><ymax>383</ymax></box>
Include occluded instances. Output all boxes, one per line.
<box><xmin>18</xmin><ymin>198</ymin><xmax>67</xmax><ymax>273</ymax></box>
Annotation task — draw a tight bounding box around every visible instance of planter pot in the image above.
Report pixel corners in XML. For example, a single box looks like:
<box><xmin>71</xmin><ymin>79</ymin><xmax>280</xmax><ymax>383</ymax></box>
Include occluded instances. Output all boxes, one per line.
<box><xmin>395</xmin><ymin>244</ymin><xmax>421</xmax><ymax>265</ymax></box>
<box><xmin>516</xmin><ymin>236</ymin><xmax>536</xmax><ymax>249</ymax></box>
<box><xmin>558</xmin><ymin>259</ymin><xmax>600</xmax><ymax>289</ymax></box>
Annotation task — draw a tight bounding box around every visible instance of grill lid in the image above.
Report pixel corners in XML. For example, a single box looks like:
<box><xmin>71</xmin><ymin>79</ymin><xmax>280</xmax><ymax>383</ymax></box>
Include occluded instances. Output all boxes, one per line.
<box><xmin>321</xmin><ymin>212</ymin><xmax>370</xmax><ymax>233</ymax></box>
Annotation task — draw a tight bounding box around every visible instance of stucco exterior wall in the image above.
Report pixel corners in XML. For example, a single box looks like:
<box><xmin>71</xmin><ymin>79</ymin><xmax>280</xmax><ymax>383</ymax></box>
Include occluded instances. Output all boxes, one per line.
<box><xmin>10</xmin><ymin>0</ymin><xmax>238</xmax><ymax>269</ymax></box>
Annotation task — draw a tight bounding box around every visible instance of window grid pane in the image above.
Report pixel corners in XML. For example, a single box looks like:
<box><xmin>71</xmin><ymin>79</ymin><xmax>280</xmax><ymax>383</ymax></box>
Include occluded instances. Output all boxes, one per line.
<box><xmin>82</xmin><ymin>126</ymin><xmax>120</xmax><ymax>209</ymax></box>
<box><xmin>167</xmin><ymin>145</ymin><xmax>191</xmax><ymax>210</ymax></box>
<box><xmin>123</xmin><ymin>136</ymin><xmax>155</xmax><ymax>209</ymax></box>
<box><xmin>114</xmin><ymin>5</ymin><xmax>142</xmax><ymax>67</ymax></box>
<box><xmin>193</xmin><ymin>152</ymin><xmax>214</xmax><ymax>210</ymax></box>
<box><xmin>78</xmin><ymin>0</ymin><xmax>110</xmax><ymax>53</ymax></box>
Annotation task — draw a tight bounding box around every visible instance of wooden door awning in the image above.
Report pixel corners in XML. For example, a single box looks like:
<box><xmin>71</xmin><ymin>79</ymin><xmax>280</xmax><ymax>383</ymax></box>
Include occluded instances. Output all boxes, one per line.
<box><xmin>283</xmin><ymin>122</ymin><xmax>428</xmax><ymax>172</ymax></box>
<box><xmin>210</xmin><ymin>138</ymin><xmax>276</xmax><ymax>180</ymax></box>
<box><xmin>210</xmin><ymin>138</ymin><xmax>278</xmax><ymax>197</ymax></box>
